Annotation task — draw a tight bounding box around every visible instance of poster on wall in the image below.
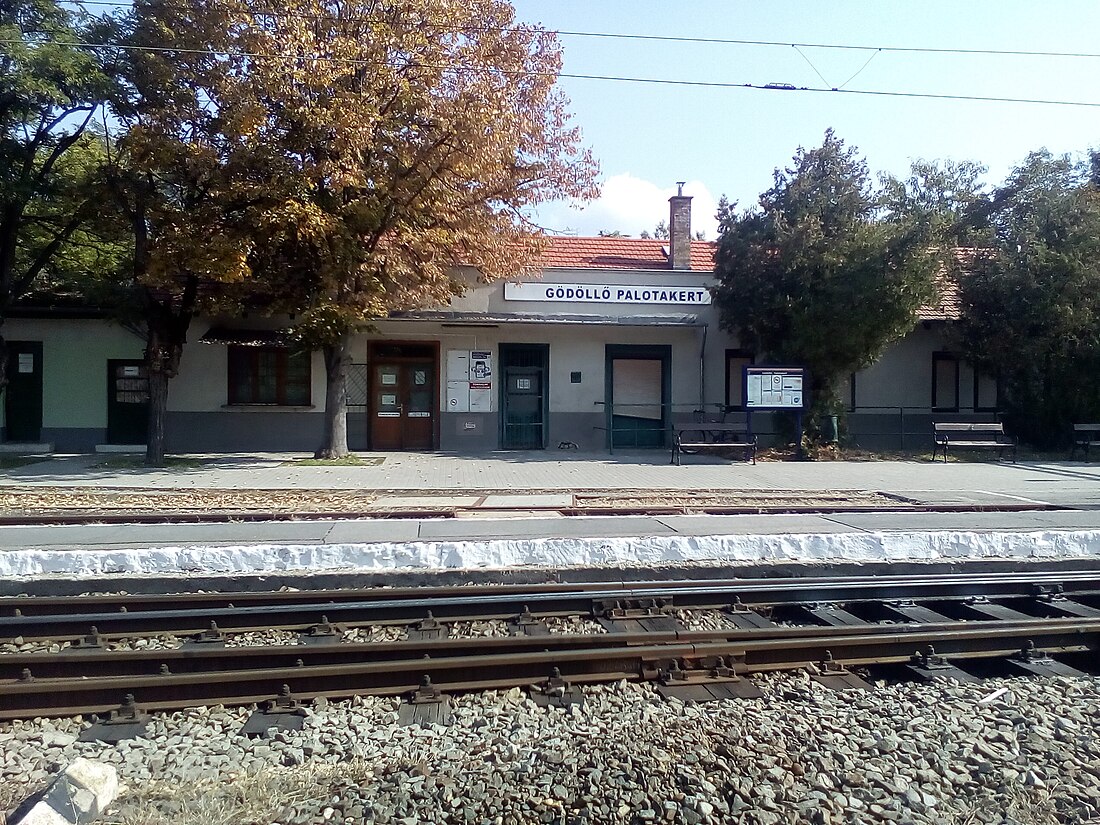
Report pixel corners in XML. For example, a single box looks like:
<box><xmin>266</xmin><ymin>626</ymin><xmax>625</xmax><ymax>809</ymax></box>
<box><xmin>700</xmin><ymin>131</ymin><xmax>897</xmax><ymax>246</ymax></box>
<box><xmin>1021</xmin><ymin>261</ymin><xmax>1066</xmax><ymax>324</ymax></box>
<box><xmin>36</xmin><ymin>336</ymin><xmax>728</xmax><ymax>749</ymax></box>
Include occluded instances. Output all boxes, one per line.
<box><xmin>470</xmin><ymin>351</ymin><xmax>492</xmax><ymax>381</ymax></box>
<box><xmin>446</xmin><ymin>380</ymin><xmax>469</xmax><ymax>412</ymax></box>
<box><xmin>469</xmin><ymin>382</ymin><xmax>492</xmax><ymax>412</ymax></box>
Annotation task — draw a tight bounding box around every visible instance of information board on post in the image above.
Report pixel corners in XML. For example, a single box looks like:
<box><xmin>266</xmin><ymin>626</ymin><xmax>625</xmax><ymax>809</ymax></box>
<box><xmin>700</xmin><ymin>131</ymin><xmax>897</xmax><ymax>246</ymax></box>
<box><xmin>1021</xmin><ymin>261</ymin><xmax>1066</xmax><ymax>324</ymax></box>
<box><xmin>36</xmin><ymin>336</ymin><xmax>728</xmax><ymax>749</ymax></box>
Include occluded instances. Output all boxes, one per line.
<box><xmin>744</xmin><ymin>366</ymin><xmax>806</xmax><ymax>410</ymax></box>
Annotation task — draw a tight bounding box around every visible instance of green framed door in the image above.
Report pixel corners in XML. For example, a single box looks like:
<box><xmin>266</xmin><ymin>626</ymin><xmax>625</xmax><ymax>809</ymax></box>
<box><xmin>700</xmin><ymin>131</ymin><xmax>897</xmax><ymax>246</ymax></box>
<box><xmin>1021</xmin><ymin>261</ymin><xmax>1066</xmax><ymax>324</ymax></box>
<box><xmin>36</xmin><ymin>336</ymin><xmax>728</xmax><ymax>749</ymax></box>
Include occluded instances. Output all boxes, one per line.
<box><xmin>500</xmin><ymin>344</ymin><xmax>549</xmax><ymax>450</ymax></box>
<box><xmin>4</xmin><ymin>342</ymin><xmax>43</xmax><ymax>442</ymax></box>
<box><xmin>106</xmin><ymin>360</ymin><xmax>150</xmax><ymax>444</ymax></box>
<box><xmin>605</xmin><ymin>344</ymin><xmax>671</xmax><ymax>449</ymax></box>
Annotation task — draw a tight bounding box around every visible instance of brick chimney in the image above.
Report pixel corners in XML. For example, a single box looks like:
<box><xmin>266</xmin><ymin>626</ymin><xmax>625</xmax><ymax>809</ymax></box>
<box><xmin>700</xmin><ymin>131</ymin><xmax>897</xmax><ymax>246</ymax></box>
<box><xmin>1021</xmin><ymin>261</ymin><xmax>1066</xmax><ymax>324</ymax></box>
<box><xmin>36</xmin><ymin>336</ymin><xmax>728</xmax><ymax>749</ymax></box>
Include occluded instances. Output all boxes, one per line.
<box><xmin>668</xmin><ymin>182</ymin><xmax>692</xmax><ymax>270</ymax></box>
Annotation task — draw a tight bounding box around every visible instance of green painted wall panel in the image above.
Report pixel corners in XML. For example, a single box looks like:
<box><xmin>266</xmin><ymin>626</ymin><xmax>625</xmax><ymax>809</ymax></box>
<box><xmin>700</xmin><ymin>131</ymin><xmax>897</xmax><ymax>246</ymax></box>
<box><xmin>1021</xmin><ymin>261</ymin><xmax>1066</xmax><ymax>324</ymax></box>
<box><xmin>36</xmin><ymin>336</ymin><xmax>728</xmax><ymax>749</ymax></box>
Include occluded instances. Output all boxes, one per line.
<box><xmin>6</xmin><ymin>320</ymin><xmax>144</xmax><ymax>429</ymax></box>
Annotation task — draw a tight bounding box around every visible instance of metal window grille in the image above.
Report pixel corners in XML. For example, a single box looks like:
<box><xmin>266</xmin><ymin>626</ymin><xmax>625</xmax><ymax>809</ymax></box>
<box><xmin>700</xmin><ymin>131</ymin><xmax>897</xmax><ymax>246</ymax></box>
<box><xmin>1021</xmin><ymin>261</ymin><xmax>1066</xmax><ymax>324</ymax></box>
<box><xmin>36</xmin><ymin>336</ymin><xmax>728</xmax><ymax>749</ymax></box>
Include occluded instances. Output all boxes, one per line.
<box><xmin>347</xmin><ymin>363</ymin><xmax>368</xmax><ymax>407</ymax></box>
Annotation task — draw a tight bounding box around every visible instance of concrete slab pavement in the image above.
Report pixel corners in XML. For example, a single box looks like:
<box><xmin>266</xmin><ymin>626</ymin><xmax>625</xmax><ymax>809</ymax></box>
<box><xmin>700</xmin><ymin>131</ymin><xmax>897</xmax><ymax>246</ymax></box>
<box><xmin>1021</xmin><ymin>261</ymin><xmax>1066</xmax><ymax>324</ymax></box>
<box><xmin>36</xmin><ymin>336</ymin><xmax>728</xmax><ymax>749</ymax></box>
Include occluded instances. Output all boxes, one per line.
<box><xmin>4</xmin><ymin>452</ymin><xmax>1100</xmax><ymax>505</ymax></box>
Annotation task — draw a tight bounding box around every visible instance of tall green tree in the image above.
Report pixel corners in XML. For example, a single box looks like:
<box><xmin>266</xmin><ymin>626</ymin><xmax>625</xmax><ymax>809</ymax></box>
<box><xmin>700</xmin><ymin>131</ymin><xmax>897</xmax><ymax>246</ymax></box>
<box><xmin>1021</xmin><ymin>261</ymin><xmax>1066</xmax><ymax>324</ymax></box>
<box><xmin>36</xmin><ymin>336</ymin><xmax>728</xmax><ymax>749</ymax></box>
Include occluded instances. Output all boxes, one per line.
<box><xmin>711</xmin><ymin>130</ymin><xmax>944</xmax><ymax>440</ymax></box>
<box><xmin>0</xmin><ymin>0</ymin><xmax>114</xmax><ymax>387</ymax></box>
<box><xmin>956</xmin><ymin>150</ymin><xmax>1100</xmax><ymax>446</ymax></box>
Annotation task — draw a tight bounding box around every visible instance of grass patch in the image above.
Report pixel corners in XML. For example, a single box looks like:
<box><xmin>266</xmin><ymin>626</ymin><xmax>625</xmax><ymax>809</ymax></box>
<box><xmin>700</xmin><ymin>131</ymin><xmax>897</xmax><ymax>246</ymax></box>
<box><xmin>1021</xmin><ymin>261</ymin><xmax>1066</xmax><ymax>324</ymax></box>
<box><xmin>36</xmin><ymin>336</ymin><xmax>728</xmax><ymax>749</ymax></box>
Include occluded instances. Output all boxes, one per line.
<box><xmin>91</xmin><ymin>455</ymin><xmax>205</xmax><ymax>470</ymax></box>
<box><xmin>0</xmin><ymin>455</ymin><xmax>49</xmax><ymax>470</ymax></box>
<box><xmin>288</xmin><ymin>454</ymin><xmax>384</xmax><ymax>466</ymax></box>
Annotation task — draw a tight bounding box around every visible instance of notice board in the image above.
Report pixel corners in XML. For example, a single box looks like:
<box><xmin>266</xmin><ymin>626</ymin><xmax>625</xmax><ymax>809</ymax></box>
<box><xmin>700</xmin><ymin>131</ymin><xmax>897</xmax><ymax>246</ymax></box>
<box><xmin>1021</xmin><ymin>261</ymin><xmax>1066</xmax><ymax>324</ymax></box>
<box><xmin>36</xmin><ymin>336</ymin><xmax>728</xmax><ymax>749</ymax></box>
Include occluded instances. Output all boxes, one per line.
<box><xmin>744</xmin><ymin>366</ymin><xmax>805</xmax><ymax>409</ymax></box>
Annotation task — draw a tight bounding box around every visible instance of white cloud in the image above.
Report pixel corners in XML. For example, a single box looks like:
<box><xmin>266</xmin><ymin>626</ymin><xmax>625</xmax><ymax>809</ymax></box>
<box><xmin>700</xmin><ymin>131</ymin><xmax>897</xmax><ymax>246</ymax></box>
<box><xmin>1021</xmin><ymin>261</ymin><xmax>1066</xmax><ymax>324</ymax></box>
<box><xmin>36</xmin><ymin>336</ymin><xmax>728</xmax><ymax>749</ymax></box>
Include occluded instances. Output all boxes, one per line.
<box><xmin>536</xmin><ymin>174</ymin><xmax>720</xmax><ymax>240</ymax></box>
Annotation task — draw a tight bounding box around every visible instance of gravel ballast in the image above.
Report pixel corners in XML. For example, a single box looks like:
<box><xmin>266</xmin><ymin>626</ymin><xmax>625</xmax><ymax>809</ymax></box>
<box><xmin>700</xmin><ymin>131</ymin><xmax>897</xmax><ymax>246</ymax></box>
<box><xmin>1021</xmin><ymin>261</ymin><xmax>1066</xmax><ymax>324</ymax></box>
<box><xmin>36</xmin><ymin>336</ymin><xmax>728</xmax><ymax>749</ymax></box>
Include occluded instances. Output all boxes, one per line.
<box><xmin>2</xmin><ymin>674</ymin><xmax>1098</xmax><ymax>825</ymax></box>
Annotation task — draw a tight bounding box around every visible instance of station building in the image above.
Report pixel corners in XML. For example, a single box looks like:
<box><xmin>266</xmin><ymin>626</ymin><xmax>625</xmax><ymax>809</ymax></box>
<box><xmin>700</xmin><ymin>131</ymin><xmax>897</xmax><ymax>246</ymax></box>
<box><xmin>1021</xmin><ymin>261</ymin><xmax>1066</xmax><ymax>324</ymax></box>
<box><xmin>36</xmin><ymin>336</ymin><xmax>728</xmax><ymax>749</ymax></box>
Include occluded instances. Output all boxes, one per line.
<box><xmin>1</xmin><ymin>195</ymin><xmax>997</xmax><ymax>455</ymax></box>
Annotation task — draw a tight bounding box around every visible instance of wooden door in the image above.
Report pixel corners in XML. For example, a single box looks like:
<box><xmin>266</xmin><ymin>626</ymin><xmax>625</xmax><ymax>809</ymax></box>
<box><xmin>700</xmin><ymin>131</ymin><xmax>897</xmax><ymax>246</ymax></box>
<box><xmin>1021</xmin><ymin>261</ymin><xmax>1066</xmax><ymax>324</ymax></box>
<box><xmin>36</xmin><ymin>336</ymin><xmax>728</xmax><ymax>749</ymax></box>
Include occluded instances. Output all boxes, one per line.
<box><xmin>370</xmin><ymin>357</ymin><xmax>436</xmax><ymax>450</ymax></box>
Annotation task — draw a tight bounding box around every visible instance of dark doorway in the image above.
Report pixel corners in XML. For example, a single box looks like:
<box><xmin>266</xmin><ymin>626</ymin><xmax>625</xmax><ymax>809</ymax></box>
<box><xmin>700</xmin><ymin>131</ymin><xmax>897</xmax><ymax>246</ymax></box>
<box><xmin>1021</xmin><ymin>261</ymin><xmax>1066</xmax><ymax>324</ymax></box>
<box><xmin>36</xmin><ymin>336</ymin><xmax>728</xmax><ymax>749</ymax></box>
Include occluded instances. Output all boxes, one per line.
<box><xmin>107</xmin><ymin>360</ymin><xmax>149</xmax><ymax>444</ymax></box>
<box><xmin>605</xmin><ymin>344</ymin><xmax>671</xmax><ymax>449</ymax></box>
<box><xmin>4</xmin><ymin>342</ymin><xmax>43</xmax><ymax>442</ymax></box>
<box><xmin>369</xmin><ymin>342</ymin><xmax>438</xmax><ymax>450</ymax></box>
<box><xmin>500</xmin><ymin>343</ymin><xmax>549</xmax><ymax>449</ymax></box>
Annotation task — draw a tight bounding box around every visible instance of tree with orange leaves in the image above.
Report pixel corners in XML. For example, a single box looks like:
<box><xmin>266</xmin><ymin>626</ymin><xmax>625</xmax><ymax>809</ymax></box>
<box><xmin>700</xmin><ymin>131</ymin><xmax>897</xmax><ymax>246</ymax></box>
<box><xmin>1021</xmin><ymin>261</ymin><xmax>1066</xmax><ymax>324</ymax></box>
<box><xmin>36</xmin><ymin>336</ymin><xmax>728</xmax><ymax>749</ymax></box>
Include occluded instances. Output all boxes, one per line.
<box><xmin>108</xmin><ymin>0</ymin><xmax>597</xmax><ymax>462</ymax></box>
<box><xmin>222</xmin><ymin>0</ymin><xmax>599</xmax><ymax>457</ymax></box>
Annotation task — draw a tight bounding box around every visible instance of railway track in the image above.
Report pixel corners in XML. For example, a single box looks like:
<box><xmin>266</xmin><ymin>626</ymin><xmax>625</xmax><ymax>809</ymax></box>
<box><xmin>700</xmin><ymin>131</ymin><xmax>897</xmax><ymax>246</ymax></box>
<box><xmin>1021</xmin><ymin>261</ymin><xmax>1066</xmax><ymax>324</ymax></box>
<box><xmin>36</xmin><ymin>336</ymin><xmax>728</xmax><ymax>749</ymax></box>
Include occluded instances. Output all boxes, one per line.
<box><xmin>1</xmin><ymin>571</ymin><xmax>1098</xmax><ymax>723</ymax></box>
<box><xmin>3</xmin><ymin>570</ymin><xmax>1098</xmax><ymax>637</ymax></box>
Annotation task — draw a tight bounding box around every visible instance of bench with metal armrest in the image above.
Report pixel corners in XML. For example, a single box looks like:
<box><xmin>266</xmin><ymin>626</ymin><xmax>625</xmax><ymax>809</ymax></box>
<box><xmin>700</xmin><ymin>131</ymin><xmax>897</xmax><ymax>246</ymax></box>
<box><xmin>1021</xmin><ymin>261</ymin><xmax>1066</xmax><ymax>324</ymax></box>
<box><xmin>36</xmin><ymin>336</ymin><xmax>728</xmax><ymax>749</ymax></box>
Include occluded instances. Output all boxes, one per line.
<box><xmin>932</xmin><ymin>422</ymin><xmax>1016</xmax><ymax>463</ymax></box>
<box><xmin>1070</xmin><ymin>423</ymin><xmax>1100</xmax><ymax>461</ymax></box>
<box><xmin>671</xmin><ymin>423</ymin><xmax>757</xmax><ymax>465</ymax></box>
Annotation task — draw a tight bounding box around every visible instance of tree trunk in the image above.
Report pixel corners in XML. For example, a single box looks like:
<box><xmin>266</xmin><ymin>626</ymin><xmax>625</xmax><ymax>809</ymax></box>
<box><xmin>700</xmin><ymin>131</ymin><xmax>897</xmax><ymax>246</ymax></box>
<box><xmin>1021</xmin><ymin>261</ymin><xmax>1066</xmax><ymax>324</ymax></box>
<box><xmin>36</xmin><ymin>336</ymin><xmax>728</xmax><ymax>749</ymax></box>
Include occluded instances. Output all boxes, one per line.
<box><xmin>142</xmin><ymin>300</ymin><xmax>192</xmax><ymax>468</ymax></box>
<box><xmin>316</xmin><ymin>334</ymin><xmax>352</xmax><ymax>459</ymax></box>
<box><xmin>0</xmin><ymin>328</ymin><xmax>8</xmax><ymax>396</ymax></box>
<box><xmin>146</xmin><ymin>367</ymin><xmax>169</xmax><ymax>466</ymax></box>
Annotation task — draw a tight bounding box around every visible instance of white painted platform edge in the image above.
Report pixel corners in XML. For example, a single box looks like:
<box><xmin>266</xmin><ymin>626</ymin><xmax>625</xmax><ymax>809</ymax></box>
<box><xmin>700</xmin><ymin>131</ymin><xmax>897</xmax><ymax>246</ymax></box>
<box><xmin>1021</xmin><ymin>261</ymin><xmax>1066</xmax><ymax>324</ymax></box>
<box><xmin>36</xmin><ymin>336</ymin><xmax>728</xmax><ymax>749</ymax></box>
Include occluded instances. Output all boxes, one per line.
<box><xmin>0</xmin><ymin>530</ymin><xmax>1098</xmax><ymax>577</ymax></box>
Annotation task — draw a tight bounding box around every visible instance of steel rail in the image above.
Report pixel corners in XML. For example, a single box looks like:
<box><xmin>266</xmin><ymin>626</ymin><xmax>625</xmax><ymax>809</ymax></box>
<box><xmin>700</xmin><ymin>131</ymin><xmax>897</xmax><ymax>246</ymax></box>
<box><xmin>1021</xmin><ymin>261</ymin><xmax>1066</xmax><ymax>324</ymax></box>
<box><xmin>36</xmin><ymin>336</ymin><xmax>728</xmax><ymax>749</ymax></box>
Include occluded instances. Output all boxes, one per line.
<box><xmin>4</xmin><ymin>569</ymin><xmax>1095</xmax><ymax>616</ymax></box>
<box><xmin>1</xmin><ymin>617</ymin><xmax>1096</xmax><ymax>720</ymax></box>
<box><xmin>3</xmin><ymin>571</ymin><xmax>1098</xmax><ymax>640</ymax></box>
<box><xmin>3</xmin><ymin>617</ymin><xmax>1096</xmax><ymax>681</ymax></box>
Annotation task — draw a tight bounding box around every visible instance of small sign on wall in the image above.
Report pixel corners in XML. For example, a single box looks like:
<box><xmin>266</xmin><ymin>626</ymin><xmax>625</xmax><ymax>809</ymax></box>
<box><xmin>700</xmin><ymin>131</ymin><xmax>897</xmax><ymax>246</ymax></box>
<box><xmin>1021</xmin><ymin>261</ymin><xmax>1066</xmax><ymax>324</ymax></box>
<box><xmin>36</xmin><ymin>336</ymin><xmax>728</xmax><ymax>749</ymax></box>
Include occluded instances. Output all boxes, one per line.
<box><xmin>17</xmin><ymin>353</ymin><xmax>33</xmax><ymax>374</ymax></box>
<box><xmin>446</xmin><ymin>380</ymin><xmax>469</xmax><ymax>412</ymax></box>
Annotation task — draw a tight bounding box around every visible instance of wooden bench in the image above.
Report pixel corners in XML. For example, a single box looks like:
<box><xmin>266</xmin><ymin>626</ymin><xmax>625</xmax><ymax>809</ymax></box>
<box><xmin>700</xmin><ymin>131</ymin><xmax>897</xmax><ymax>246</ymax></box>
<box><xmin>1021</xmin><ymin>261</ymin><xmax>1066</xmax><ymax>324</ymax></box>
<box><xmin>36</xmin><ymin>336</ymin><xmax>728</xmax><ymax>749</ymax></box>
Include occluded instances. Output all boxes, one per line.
<box><xmin>671</xmin><ymin>424</ymin><xmax>757</xmax><ymax>465</ymax></box>
<box><xmin>1071</xmin><ymin>424</ymin><xmax>1100</xmax><ymax>461</ymax></box>
<box><xmin>932</xmin><ymin>422</ymin><xmax>1016</xmax><ymax>463</ymax></box>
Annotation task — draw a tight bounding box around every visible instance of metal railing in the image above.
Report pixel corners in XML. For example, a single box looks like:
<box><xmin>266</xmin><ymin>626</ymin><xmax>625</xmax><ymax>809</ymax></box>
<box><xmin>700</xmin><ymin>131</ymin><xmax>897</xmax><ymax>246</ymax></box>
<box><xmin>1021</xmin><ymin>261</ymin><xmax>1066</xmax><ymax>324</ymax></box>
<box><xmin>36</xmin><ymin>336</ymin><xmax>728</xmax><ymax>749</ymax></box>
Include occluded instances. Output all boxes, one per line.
<box><xmin>845</xmin><ymin>406</ymin><xmax>1003</xmax><ymax>451</ymax></box>
<box><xmin>594</xmin><ymin>402</ymin><xmax>771</xmax><ymax>453</ymax></box>
<box><xmin>593</xmin><ymin>402</ymin><xmax>1005</xmax><ymax>453</ymax></box>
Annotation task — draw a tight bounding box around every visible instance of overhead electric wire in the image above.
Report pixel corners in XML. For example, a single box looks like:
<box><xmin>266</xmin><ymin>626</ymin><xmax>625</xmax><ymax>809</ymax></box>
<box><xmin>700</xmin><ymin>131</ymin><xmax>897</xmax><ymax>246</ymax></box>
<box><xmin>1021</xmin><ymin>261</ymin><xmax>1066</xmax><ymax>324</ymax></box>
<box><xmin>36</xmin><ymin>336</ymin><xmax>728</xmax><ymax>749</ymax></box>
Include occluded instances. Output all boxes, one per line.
<box><xmin>4</xmin><ymin>35</ymin><xmax>1100</xmax><ymax>109</ymax></box>
<box><xmin>66</xmin><ymin>0</ymin><xmax>1100</xmax><ymax>61</ymax></box>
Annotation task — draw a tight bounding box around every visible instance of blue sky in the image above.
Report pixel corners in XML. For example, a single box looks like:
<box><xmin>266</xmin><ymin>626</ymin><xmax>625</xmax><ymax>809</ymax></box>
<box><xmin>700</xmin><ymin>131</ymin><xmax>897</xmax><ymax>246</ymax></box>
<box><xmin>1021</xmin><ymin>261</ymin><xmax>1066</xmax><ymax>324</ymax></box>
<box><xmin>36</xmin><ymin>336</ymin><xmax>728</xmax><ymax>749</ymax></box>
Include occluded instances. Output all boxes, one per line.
<box><xmin>513</xmin><ymin>1</ymin><xmax>1100</xmax><ymax>239</ymax></box>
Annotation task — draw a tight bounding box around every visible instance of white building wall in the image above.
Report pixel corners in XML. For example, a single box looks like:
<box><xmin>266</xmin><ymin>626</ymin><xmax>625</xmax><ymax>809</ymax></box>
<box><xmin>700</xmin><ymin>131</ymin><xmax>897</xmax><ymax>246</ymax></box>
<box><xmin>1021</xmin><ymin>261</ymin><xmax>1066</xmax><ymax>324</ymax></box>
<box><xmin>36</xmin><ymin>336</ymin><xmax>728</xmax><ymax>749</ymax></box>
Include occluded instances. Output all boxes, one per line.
<box><xmin>168</xmin><ymin>319</ymin><xmax>328</xmax><ymax>413</ymax></box>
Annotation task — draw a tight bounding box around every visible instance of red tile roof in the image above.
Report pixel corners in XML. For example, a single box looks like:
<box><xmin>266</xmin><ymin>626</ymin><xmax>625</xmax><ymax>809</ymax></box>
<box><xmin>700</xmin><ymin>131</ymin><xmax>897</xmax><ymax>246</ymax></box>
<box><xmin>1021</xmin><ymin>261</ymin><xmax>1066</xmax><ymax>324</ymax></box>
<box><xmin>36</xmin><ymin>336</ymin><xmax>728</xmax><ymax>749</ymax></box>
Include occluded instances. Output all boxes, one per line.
<box><xmin>921</xmin><ymin>276</ymin><xmax>960</xmax><ymax>321</ymax></box>
<box><xmin>537</xmin><ymin>235</ymin><xmax>974</xmax><ymax>322</ymax></box>
<box><xmin>920</xmin><ymin>248</ymin><xmax>991</xmax><ymax>321</ymax></box>
<box><xmin>540</xmin><ymin>236</ymin><xmax>716</xmax><ymax>272</ymax></box>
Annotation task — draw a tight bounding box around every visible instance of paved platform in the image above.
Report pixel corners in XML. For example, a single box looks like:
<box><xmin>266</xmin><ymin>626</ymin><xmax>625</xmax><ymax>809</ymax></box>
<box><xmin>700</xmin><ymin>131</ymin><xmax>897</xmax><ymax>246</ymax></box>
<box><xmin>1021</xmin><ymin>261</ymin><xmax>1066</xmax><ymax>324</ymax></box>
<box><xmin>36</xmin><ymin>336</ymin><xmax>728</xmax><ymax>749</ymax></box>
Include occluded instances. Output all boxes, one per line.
<box><xmin>3</xmin><ymin>451</ymin><xmax>1100</xmax><ymax>504</ymax></box>
<box><xmin>1</xmin><ymin>452</ymin><xmax>1100</xmax><ymax>555</ymax></box>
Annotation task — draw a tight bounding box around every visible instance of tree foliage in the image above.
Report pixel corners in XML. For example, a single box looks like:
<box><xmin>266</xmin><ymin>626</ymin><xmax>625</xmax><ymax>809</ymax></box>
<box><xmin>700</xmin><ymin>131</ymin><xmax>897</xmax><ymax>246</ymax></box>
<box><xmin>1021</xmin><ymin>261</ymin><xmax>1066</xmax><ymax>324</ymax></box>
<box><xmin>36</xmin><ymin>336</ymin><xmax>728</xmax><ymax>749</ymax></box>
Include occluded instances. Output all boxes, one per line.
<box><xmin>92</xmin><ymin>0</ymin><xmax>595</xmax><ymax>462</ymax></box>
<box><xmin>220</xmin><ymin>0</ymin><xmax>598</xmax><ymax>457</ymax></box>
<box><xmin>99</xmin><ymin>0</ymin><xmax>285</xmax><ymax>465</ymax></box>
<box><xmin>712</xmin><ymin>130</ymin><xmax>945</xmax><ymax>438</ymax></box>
<box><xmin>956</xmin><ymin>150</ymin><xmax>1100</xmax><ymax>447</ymax></box>
<box><xmin>0</xmin><ymin>0</ymin><xmax>115</xmax><ymax>382</ymax></box>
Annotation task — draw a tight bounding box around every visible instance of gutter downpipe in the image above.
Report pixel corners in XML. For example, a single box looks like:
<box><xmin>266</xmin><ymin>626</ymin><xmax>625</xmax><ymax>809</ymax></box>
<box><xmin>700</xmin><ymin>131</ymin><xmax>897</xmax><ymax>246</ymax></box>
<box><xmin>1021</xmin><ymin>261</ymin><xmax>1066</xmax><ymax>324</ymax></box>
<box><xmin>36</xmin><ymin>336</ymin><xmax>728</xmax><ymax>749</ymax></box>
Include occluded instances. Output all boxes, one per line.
<box><xmin>699</xmin><ymin>323</ymin><xmax>708</xmax><ymax>412</ymax></box>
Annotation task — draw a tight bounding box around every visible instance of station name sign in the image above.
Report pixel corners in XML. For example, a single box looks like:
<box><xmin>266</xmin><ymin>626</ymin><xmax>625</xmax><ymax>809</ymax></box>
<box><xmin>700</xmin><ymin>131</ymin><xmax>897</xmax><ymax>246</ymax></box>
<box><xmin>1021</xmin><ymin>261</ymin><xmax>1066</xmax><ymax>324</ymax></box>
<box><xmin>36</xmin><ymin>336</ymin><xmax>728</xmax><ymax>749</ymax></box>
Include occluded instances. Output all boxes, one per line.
<box><xmin>504</xmin><ymin>281</ymin><xmax>711</xmax><ymax>306</ymax></box>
